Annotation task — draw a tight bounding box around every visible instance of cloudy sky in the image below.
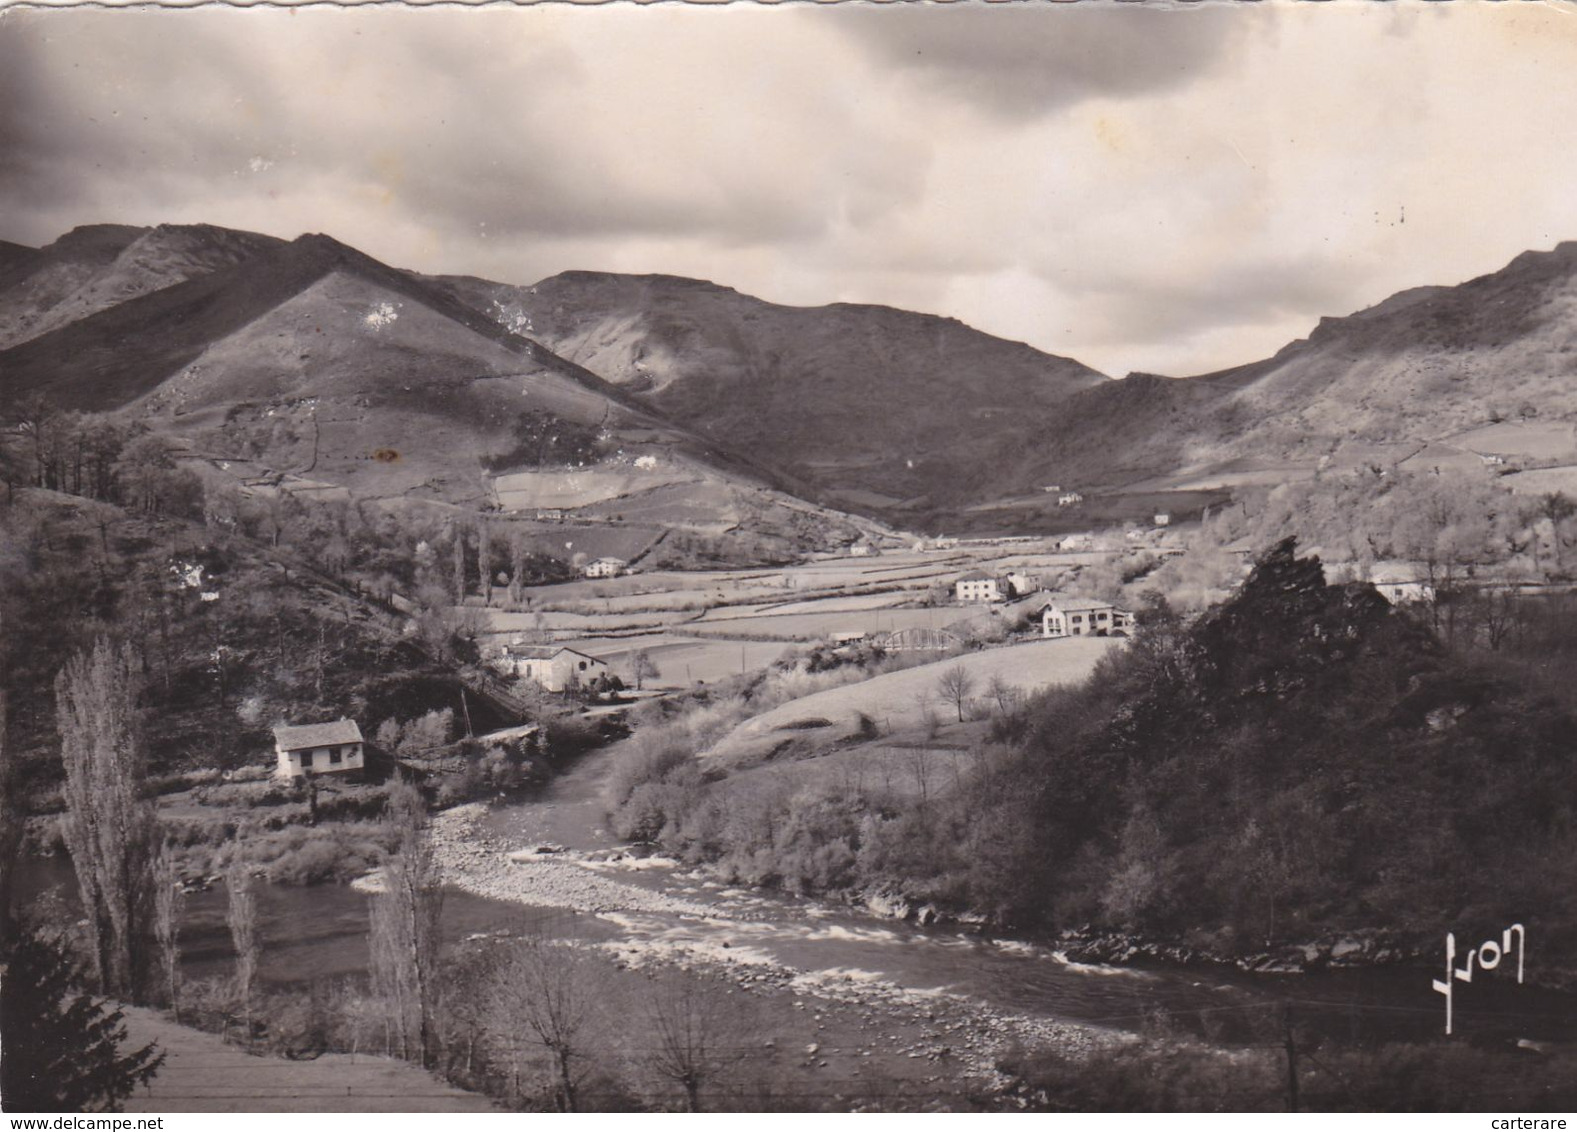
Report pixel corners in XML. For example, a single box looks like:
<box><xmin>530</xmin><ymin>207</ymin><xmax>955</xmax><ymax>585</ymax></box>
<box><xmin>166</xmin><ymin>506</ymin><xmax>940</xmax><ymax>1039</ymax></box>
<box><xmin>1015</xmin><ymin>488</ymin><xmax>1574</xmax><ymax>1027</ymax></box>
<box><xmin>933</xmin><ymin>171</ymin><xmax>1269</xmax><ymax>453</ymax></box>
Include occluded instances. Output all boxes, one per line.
<box><xmin>3</xmin><ymin>2</ymin><xmax>1576</xmax><ymax>377</ymax></box>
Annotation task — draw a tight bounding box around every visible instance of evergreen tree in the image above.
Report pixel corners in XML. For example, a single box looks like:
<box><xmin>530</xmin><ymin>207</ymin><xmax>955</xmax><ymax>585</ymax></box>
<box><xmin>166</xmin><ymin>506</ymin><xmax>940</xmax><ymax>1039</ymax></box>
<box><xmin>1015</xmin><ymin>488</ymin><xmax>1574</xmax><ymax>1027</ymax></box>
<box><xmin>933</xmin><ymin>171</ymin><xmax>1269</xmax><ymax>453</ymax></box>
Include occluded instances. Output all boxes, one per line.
<box><xmin>0</xmin><ymin>929</ymin><xmax>164</xmax><ymax>1112</ymax></box>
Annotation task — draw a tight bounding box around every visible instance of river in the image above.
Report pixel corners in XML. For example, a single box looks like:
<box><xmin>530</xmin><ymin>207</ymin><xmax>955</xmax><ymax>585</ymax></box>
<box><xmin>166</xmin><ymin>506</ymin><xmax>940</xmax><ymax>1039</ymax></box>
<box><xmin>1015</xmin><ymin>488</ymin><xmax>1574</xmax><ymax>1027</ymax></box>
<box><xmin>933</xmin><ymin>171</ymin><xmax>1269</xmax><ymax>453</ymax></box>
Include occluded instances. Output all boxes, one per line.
<box><xmin>15</xmin><ymin>741</ymin><xmax>1573</xmax><ymax>1069</ymax></box>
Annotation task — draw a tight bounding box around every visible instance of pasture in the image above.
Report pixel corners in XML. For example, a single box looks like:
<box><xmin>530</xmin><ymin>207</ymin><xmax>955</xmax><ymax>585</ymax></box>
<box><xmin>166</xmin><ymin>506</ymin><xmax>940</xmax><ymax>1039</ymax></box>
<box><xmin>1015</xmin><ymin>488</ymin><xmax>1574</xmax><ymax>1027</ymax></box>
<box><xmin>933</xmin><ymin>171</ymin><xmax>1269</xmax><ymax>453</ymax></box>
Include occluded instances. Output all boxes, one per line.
<box><xmin>701</xmin><ymin>636</ymin><xmax>1118</xmax><ymax>766</ymax></box>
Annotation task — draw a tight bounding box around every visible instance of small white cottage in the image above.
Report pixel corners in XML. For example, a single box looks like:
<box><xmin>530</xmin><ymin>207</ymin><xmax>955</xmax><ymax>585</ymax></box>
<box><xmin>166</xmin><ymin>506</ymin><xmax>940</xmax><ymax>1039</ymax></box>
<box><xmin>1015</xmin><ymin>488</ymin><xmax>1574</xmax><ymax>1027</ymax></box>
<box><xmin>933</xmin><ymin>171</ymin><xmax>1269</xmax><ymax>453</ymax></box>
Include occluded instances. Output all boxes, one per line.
<box><xmin>273</xmin><ymin>718</ymin><xmax>365</xmax><ymax>779</ymax></box>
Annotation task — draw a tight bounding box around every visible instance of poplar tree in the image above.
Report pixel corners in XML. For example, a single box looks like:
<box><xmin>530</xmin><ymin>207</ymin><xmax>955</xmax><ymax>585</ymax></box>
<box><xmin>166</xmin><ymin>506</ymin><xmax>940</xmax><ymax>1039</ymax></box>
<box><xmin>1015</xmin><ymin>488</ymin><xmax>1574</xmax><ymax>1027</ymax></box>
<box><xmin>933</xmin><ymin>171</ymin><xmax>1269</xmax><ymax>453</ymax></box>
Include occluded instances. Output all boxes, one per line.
<box><xmin>368</xmin><ymin>781</ymin><xmax>443</xmax><ymax>1067</ymax></box>
<box><xmin>55</xmin><ymin>639</ymin><xmax>158</xmax><ymax>999</ymax></box>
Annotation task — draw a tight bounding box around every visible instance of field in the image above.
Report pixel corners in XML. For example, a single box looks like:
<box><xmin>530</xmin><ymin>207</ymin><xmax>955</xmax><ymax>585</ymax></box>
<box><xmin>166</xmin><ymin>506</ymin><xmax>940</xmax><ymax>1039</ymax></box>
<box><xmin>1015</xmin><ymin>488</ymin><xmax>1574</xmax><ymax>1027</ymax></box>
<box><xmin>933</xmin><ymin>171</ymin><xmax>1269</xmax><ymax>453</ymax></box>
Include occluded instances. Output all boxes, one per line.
<box><xmin>702</xmin><ymin>636</ymin><xmax>1118</xmax><ymax>766</ymax></box>
<box><xmin>118</xmin><ymin>1007</ymin><xmax>496</xmax><ymax>1113</ymax></box>
<box><xmin>1501</xmin><ymin>465</ymin><xmax>1577</xmax><ymax>496</ymax></box>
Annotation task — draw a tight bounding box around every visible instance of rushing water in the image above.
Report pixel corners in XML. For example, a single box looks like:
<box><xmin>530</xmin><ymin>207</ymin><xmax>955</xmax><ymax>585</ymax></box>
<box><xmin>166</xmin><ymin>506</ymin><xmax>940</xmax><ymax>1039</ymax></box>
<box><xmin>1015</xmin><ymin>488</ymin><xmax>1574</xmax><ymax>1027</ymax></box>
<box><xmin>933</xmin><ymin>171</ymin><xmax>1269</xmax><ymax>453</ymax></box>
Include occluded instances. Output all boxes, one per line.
<box><xmin>16</xmin><ymin>741</ymin><xmax>1574</xmax><ymax>1052</ymax></box>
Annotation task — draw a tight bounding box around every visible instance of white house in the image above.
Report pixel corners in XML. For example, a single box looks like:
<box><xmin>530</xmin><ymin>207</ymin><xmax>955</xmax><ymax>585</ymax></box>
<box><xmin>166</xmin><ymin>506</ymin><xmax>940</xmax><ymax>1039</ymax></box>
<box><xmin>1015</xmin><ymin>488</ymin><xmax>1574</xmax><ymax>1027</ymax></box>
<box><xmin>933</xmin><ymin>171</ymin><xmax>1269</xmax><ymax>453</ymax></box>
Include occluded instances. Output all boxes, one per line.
<box><xmin>1369</xmin><ymin>563</ymin><xmax>1437</xmax><ymax>605</ymax></box>
<box><xmin>955</xmin><ymin>570</ymin><xmax>1006</xmax><ymax>603</ymax></box>
<box><xmin>1057</xmin><ymin>492</ymin><xmax>1084</xmax><ymax>507</ymax></box>
<box><xmin>1004</xmin><ymin>571</ymin><xmax>1039</xmax><ymax>598</ymax></box>
<box><xmin>1154</xmin><ymin>513</ymin><xmax>1172</xmax><ymax>527</ymax></box>
<box><xmin>584</xmin><ymin>557</ymin><xmax>626</xmax><ymax>579</ymax></box>
<box><xmin>500</xmin><ymin>645</ymin><xmax>611</xmax><ymax>692</ymax></box>
<box><xmin>273</xmin><ymin>718</ymin><xmax>364</xmax><ymax>779</ymax></box>
<box><xmin>1041</xmin><ymin>598</ymin><xmax>1133</xmax><ymax>638</ymax></box>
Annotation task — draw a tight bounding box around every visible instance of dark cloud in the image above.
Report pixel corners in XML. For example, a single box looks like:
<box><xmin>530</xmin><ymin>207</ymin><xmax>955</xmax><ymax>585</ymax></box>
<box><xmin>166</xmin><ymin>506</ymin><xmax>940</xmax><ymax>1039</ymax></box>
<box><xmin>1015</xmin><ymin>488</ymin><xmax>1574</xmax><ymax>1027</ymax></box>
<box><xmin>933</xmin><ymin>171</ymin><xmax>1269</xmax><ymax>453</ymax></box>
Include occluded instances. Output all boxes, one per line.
<box><xmin>833</xmin><ymin>4</ymin><xmax>1242</xmax><ymax>121</ymax></box>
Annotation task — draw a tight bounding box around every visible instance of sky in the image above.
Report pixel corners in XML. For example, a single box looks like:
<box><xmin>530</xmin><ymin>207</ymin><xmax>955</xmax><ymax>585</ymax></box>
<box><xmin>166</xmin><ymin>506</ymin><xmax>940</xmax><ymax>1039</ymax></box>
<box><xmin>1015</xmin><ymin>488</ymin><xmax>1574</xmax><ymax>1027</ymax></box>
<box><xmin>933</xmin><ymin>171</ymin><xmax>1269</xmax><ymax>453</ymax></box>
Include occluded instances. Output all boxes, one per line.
<box><xmin>3</xmin><ymin>1</ymin><xmax>1577</xmax><ymax>378</ymax></box>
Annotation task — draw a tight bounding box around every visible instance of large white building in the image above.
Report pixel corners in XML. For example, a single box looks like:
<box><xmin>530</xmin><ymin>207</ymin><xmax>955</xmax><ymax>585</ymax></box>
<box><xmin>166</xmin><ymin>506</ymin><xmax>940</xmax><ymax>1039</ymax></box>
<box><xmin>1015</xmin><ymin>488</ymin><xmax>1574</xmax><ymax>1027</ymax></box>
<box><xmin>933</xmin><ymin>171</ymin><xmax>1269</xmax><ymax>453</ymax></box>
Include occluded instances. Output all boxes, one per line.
<box><xmin>499</xmin><ymin>644</ymin><xmax>611</xmax><ymax>692</ymax></box>
<box><xmin>273</xmin><ymin>718</ymin><xmax>365</xmax><ymax>779</ymax></box>
<box><xmin>955</xmin><ymin>570</ymin><xmax>1006</xmax><ymax>603</ymax></box>
<box><xmin>584</xmin><ymin>557</ymin><xmax>626</xmax><ymax>579</ymax></box>
<box><xmin>1041</xmin><ymin>598</ymin><xmax>1133</xmax><ymax>638</ymax></box>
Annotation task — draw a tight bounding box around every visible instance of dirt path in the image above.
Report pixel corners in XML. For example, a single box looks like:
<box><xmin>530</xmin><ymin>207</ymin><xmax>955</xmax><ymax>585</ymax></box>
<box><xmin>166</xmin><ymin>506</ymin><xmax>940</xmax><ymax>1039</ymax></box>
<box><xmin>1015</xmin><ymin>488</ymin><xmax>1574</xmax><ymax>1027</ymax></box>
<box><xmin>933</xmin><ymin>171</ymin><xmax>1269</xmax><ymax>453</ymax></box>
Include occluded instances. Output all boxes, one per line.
<box><xmin>118</xmin><ymin>1007</ymin><xmax>496</xmax><ymax>1113</ymax></box>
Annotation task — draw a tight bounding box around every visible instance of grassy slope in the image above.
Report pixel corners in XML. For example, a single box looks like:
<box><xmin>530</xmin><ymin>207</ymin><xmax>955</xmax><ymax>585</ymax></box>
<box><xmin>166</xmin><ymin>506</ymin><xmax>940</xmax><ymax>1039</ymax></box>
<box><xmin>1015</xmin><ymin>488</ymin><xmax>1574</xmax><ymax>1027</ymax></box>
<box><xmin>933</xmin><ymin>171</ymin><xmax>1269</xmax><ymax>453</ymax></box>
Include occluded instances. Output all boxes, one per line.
<box><xmin>702</xmin><ymin>636</ymin><xmax>1117</xmax><ymax>766</ymax></box>
<box><xmin>117</xmin><ymin>1006</ymin><xmax>497</xmax><ymax>1113</ymax></box>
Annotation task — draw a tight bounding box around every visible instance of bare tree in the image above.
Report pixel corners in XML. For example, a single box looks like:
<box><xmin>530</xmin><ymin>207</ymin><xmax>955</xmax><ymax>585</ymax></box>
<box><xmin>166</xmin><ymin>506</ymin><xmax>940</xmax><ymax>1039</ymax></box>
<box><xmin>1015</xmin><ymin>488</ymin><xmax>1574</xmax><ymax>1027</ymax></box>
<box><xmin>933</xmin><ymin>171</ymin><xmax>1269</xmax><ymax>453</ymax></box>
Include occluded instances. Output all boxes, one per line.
<box><xmin>153</xmin><ymin>843</ymin><xmax>185</xmax><ymax>1020</ymax></box>
<box><xmin>631</xmin><ymin>649</ymin><xmax>660</xmax><ymax>691</ymax></box>
<box><xmin>1541</xmin><ymin>492</ymin><xmax>1576</xmax><ymax>571</ymax></box>
<box><xmin>488</xmin><ymin>938</ymin><xmax>600</xmax><ymax>1111</ymax></box>
<box><xmin>478</xmin><ymin>521</ymin><xmax>493</xmax><ymax>607</ymax></box>
<box><xmin>985</xmin><ymin>672</ymin><xmax>1018</xmax><ymax>715</ymax></box>
<box><xmin>368</xmin><ymin>781</ymin><xmax>444</xmax><ymax>1067</ymax></box>
<box><xmin>225</xmin><ymin>852</ymin><xmax>260</xmax><ymax>1039</ymax></box>
<box><xmin>55</xmin><ymin>638</ymin><xmax>159</xmax><ymax>998</ymax></box>
<box><xmin>451</xmin><ymin>526</ymin><xmax>467</xmax><ymax>604</ymax></box>
<box><xmin>640</xmin><ymin>973</ymin><xmax>756</xmax><ymax>1112</ymax></box>
<box><xmin>936</xmin><ymin>663</ymin><xmax>976</xmax><ymax>723</ymax></box>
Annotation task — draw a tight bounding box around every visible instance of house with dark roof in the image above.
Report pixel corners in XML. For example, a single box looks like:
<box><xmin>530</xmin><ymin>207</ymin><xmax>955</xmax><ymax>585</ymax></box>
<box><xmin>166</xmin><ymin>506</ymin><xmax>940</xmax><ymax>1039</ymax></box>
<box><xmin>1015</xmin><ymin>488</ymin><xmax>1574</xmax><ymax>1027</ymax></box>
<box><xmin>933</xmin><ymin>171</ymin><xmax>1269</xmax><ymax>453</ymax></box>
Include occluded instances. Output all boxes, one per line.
<box><xmin>498</xmin><ymin>644</ymin><xmax>610</xmax><ymax>692</ymax></box>
<box><xmin>273</xmin><ymin>718</ymin><xmax>364</xmax><ymax>779</ymax></box>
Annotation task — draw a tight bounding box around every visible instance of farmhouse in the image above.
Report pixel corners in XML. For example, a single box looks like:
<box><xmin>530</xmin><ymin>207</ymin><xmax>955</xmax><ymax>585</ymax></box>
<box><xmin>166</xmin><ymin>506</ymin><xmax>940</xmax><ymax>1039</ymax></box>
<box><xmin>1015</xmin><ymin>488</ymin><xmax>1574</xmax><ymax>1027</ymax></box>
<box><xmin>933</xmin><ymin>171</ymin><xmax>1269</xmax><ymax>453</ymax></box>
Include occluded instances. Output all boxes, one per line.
<box><xmin>273</xmin><ymin>718</ymin><xmax>365</xmax><ymax>779</ymax></box>
<box><xmin>1005</xmin><ymin>571</ymin><xmax>1039</xmax><ymax>598</ymax></box>
<box><xmin>499</xmin><ymin>644</ymin><xmax>611</xmax><ymax>692</ymax></box>
<box><xmin>584</xmin><ymin>557</ymin><xmax>626</xmax><ymax>579</ymax></box>
<box><xmin>1058</xmin><ymin>492</ymin><xmax>1084</xmax><ymax>507</ymax></box>
<box><xmin>1041</xmin><ymin>598</ymin><xmax>1133</xmax><ymax>638</ymax></box>
<box><xmin>1369</xmin><ymin>562</ymin><xmax>1437</xmax><ymax>605</ymax></box>
<box><xmin>955</xmin><ymin>570</ymin><xmax>1007</xmax><ymax>603</ymax></box>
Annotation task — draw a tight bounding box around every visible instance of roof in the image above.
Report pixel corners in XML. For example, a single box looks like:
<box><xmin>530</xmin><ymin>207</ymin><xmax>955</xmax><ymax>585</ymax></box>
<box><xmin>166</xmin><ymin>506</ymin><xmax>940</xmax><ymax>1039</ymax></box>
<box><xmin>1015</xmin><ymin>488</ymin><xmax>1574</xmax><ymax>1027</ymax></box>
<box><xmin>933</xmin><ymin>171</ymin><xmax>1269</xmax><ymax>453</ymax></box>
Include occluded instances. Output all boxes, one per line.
<box><xmin>1044</xmin><ymin>597</ymin><xmax>1118</xmax><ymax>614</ymax></box>
<box><xmin>505</xmin><ymin>645</ymin><xmax>607</xmax><ymax>663</ymax></box>
<box><xmin>957</xmin><ymin>570</ymin><xmax>996</xmax><ymax>582</ymax></box>
<box><xmin>588</xmin><ymin>557</ymin><xmax>626</xmax><ymax>565</ymax></box>
<box><xmin>273</xmin><ymin>719</ymin><xmax>363</xmax><ymax>751</ymax></box>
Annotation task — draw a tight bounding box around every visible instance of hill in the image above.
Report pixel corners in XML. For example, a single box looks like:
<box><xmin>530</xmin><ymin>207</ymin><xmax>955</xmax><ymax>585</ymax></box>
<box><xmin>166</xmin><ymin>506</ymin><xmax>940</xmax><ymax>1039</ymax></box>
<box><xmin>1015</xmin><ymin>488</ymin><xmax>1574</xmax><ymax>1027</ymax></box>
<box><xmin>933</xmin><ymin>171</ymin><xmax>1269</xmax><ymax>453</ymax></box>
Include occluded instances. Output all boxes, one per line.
<box><xmin>1126</xmin><ymin>241</ymin><xmax>1577</xmax><ymax>491</ymax></box>
<box><xmin>0</xmin><ymin>223</ymin><xmax>285</xmax><ymax>350</ymax></box>
<box><xmin>0</xmin><ymin>232</ymin><xmax>807</xmax><ymax>515</ymax></box>
<box><xmin>429</xmin><ymin>270</ymin><xmax>1109</xmax><ymax>519</ymax></box>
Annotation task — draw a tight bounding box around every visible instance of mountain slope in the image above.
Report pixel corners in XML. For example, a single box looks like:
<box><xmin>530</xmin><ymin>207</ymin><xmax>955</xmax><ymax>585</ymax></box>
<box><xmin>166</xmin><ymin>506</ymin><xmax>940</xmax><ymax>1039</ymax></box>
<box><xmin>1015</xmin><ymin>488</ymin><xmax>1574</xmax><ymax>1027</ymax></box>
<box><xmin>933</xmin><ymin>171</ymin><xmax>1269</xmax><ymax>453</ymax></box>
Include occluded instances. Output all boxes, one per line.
<box><xmin>429</xmin><ymin>270</ymin><xmax>1109</xmax><ymax>515</ymax></box>
<box><xmin>0</xmin><ymin>232</ymin><xmax>806</xmax><ymax>508</ymax></box>
<box><xmin>1186</xmin><ymin>241</ymin><xmax>1577</xmax><ymax>467</ymax></box>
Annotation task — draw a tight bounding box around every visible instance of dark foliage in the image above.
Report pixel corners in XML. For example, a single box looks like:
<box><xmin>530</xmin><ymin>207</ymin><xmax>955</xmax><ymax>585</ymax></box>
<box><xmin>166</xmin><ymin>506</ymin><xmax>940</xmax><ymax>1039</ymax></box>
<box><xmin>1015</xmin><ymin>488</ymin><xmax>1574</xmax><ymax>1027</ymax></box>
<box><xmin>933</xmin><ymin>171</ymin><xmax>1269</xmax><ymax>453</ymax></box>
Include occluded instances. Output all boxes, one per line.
<box><xmin>0</xmin><ymin>928</ymin><xmax>164</xmax><ymax>1112</ymax></box>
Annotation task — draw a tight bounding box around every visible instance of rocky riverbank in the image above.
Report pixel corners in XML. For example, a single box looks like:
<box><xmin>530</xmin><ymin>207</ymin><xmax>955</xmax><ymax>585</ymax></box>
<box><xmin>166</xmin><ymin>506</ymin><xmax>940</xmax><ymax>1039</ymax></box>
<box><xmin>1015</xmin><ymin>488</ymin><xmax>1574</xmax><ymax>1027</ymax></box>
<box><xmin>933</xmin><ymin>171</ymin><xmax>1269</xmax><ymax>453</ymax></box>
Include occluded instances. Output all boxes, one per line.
<box><xmin>428</xmin><ymin>803</ymin><xmax>714</xmax><ymax>915</ymax></box>
<box><xmin>423</xmin><ymin>801</ymin><xmax>1123</xmax><ymax>1098</ymax></box>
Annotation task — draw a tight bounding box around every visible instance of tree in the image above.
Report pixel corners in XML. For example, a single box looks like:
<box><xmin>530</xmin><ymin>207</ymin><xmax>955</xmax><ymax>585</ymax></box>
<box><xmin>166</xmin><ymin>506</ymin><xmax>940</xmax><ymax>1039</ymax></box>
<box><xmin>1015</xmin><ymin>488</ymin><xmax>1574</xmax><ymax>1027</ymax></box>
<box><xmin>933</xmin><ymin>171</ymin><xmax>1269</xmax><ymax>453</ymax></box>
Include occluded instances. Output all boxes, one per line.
<box><xmin>55</xmin><ymin>639</ymin><xmax>159</xmax><ymax>999</ymax></box>
<box><xmin>368</xmin><ymin>781</ymin><xmax>444</xmax><ymax>1067</ymax></box>
<box><xmin>225</xmin><ymin>854</ymin><xmax>260</xmax><ymax>1039</ymax></box>
<box><xmin>985</xmin><ymin>672</ymin><xmax>1019</xmax><ymax>715</ymax></box>
<box><xmin>0</xmin><ymin>928</ymin><xmax>165</xmax><ymax>1112</ymax></box>
<box><xmin>936</xmin><ymin>663</ymin><xmax>976</xmax><ymax>723</ymax></box>
<box><xmin>112</xmin><ymin>432</ymin><xmax>175</xmax><ymax>514</ymax></box>
<box><xmin>631</xmin><ymin>649</ymin><xmax>660</xmax><ymax>691</ymax></box>
<box><xmin>477</xmin><ymin>522</ymin><xmax>492</xmax><ymax>607</ymax></box>
<box><xmin>488</xmin><ymin>938</ymin><xmax>600</xmax><ymax>1111</ymax></box>
<box><xmin>640</xmin><ymin>974</ymin><xmax>755</xmax><ymax>1112</ymax></box>
<box><xmin>152</xmin><ymin>845</ymin><xmax>184</xmax><ymax>1021</ymax></box>
<box><xmin>1540</xmin><ymin>492</ymin><xmax>1576</xmax><ymax>571</ymax></box>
